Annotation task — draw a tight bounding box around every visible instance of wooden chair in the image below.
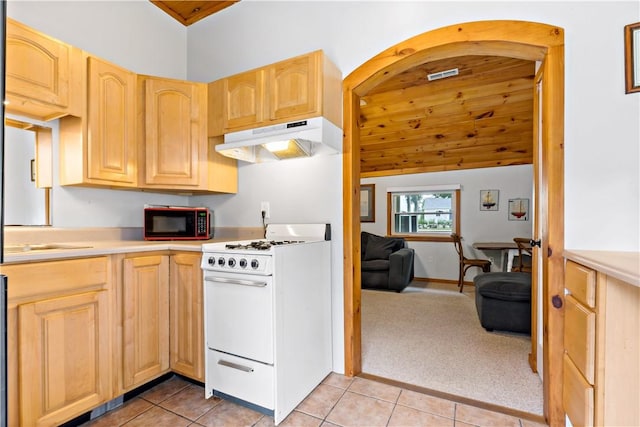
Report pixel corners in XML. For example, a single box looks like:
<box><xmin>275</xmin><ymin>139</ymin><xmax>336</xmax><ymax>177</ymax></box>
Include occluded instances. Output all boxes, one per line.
<box><xmin>451</xmin><ymin>233</ymin><xmax>491</xmax><ymax>292</ymax></box>
<box><xmin>512</xmin><ymin>238</ymin><xmax>533</xmax><ymax>273</ymax></box>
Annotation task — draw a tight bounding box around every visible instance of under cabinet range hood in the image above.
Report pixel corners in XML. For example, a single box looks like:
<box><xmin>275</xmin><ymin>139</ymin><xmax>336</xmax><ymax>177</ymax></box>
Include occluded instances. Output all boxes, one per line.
<box><xmin>216</xmin><ymin>116</ymin><xmax>342</xmax><ymax>163</ymax></box>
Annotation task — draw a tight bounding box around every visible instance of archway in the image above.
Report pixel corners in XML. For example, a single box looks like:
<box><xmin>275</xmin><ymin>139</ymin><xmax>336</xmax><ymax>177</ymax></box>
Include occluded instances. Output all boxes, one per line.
<box><xmin>342</xmin><ymin>20</ymin><xmax>564</xmax><ymax>425</ymax></box>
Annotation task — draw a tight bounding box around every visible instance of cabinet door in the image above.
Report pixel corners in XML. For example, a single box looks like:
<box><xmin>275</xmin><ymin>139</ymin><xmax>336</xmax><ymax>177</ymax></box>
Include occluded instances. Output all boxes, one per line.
<box><xmin>122</xmin><ymin>255</ymin><xmax>170</xmax><ymax>389</ymax></box>
<box><xmin>87</xmin><ymin>57</ymin><xmax>137</xmax><ymax>185</ymax></box>
<box><xmin>170</xmin><ymin>253</ymin><xmax>204</xmax><ymax>381</ymax></box>
<box><xmin>19</xmin><ymin>290</ymin><xmax>111</xmax><ymax>426</ymax></box>
<box><xmin>5</xmin><ymin>19</ymin><xmax>74</xmax><ymax>120</ymax></box>
<box><xmin>223</xmin><ymin>69</ymin><xmax>265</xmax><ymax>130</ymax></box>
<box><xmin>143</xmin><ymin>78</ymin><xmax>207</xmax><ymax>188</ymax></box>
<box><xmin>268</xmin><ymin>53</ymin><xmax>319</xmax><ymax>121</ymax></box>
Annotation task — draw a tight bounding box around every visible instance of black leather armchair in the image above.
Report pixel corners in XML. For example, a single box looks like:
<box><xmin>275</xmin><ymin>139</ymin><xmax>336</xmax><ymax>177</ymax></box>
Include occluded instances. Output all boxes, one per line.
<box><xmin>361</xmin><ymin>231</ymin><xmax>415</xmax><ymax>292</ymax></box>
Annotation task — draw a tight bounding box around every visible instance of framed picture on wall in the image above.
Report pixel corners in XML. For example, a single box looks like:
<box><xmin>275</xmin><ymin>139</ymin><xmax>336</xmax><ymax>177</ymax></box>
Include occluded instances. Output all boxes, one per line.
<box><xmin>360</xmin><ymin>184</ymin><xmax>375</xmax><ymax>222</ymax></box>
<box><xmin>625</xmin><ymin>22</ymin><xmax>640</xmax><ymax>94</ymax></box>
<box><xmin>508</xmin><ymin>198</ymin><xmax>529</xmax><ymax>221</ymax></box>
<box><xmin>480</xmin><ymin>189</ymin><xmax>499</xmax><ymax>211</ymax></box>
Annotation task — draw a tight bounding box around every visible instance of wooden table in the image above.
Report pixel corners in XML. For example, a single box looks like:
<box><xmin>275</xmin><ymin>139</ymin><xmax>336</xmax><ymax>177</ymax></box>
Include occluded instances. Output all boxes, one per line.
<box><xmin>472</xmin><ymin>241</ymin><xmax>530</xmax><ymax>271</ymax></box>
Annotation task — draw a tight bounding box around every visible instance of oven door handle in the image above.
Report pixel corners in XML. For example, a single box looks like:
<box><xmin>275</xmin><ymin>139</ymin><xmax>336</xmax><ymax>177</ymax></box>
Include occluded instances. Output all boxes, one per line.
<box><xmin>217</xmin><ymin>359</ymin><xmax>254</xmax><ymax>373</ymax></box>
<box><xmin>205</xmin><ymin>277</ymin><xmax>267</xmax><ymax>288</ymax></box>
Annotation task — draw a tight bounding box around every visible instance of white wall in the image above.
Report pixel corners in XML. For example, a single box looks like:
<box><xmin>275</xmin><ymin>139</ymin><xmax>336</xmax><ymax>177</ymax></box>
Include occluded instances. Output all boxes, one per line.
<box><xmin>186</xmin><ymin>2</ymin><xmax>639</xmax><ymax>371</ymax></box>
<box><xmin>7</xmin><ymin>1</ymin><xmax>187</xmax><ymax>79</ymax></box>
<box><xmin>8</xmin><ymin>1</ymin><xmax>636</xmax><ymax>246</ymax></box>
<box><xmin>4</xmin><ymin>0</ymin><xmax>640</xmax><ymax>375</ymax></box>
<box><xmin>7</xmin><ymin>0</ymin><xmax>638</xmax><ymax>243</ymax></box>
<box><xmin>188</xmin><ymin>0</ymin><xmax>640</xmax><ymax>252</ymax></box>
<box><xmin>361</xmin><ymin>165</ymin><xmax>533</xmax><ymax>280</ymax></box>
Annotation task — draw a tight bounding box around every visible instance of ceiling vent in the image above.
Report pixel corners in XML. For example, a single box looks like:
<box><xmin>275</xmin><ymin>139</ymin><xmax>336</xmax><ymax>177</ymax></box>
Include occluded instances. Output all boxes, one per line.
<box><xmin>427</xmin><ymin>68</ymin><xmax>459</xmax><ymax>81</ymax></box>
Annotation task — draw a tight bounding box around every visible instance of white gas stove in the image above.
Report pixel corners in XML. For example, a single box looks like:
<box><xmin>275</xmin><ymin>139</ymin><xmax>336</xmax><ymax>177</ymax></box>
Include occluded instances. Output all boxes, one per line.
<box><xmin>201</xmin><ymin>223</ymin><xmax>331</xmax><ymax>275</ymax></box>
<box><xmin>201</xmin><ymin>223</ymin><xmax>332</xmax><ymax>425</ymax></box>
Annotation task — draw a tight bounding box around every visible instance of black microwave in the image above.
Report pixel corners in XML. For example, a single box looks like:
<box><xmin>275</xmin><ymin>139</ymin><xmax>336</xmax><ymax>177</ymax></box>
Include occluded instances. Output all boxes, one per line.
<box><xmin>144</xmin><ymin>207</ymin><xmax>211</xmax><ymax>240</ymax></box>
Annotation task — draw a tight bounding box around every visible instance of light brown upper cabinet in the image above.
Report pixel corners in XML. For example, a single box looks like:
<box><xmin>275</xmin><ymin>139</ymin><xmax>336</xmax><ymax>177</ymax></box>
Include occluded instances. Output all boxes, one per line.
<box><xmin>5</xmin><ymin>18</ymin><xmax>82</xmax><ymax>121</ymax></box>
<box><xmin>218</xmin><ymin>68</ymin><xmax>265</xmax><ymax>131</ymax></box>
<box><xmin>60</xmin><ymin>55</ymin><xmax>138</xmax><ymax>188</ymax></box>
<box><xmin>270</xmin><ymin>52</ymin><xmax>320</xmax><ymax>121</ymax></box>
<box><xmin>138</xmin><ymin>76</ymin><xmax>208</xmax><ymax>190</ymax></box>
<box><xmin>8</xmin><ymin>18</ymin><xmax>237</xmax><ymax>195</ymax></box>
<box><xmin>138</xmin><ymin>76</ymin><xmax>237</xmax><ymax>194</ymax></box>
<box><xmin>208</xmin><ymin>50</ymin><xmax>342</xmax><ymax>135</ymax></box>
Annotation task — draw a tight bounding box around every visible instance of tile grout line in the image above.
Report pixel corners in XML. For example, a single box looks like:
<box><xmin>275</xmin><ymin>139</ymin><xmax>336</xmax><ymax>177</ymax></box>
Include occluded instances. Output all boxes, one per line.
<box><xmin>135</xmin><ymin>398</ymin><xmax>192</xmax><ymax>426</ymax></box>
<box><xmin>117</xmin><ymin>402</ymin><xmax>156</xmax><ymax>427</ymax></box>
<box><xmin>384</xmin><ymin>389</ymin><xmax>401</xmax><ymax>427</ymax></box>
<box><xmin>132</xmin><ymin>381</ymin><xmax>199</xmax><ymax>425</ymax></box>
<box><xmin>107</xmin><ymin>375</ymin><xmax>539</xmax><ymax>427</ymax></box>
<box><xmin>316</xmin><ymin>380</ymin><xmax>350</xmax><ymax>426</ymax></box>
<box><xmin>453</xmin><ymin>402</ymin><xmax>458</xmax><ymax>424</ymax></box>
<box><xmin>154</xmin><ymin>401</ymin><xmax>202</xmax><ymax>425</ymax></box>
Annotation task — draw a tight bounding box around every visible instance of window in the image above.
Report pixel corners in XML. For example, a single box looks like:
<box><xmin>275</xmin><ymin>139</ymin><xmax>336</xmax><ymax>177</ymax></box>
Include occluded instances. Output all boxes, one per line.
<box><xmin>387</xmin><ymin>185</ymin><xmax>460</xmax><ymax>241</ymax></box>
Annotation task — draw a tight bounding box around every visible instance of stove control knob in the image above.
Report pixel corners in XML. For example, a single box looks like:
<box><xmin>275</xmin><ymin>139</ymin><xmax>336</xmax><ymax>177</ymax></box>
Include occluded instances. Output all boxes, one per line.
<box><xmin>239</xmin><ymin>258</ymin><xmax>247</xmax><ymax>268</ymax></box>
<box><xmin>217</xmin><ymin>257</ymin><xmax>225</xmax><ymax>267</ymax></box>
<box><xmin>250</xmin><ymin>259</ymin><xmax>259</xmax><ymax>269</ymax></box>
<box><xmin>208</xmin><ymin>256</ymin><xmax>215</xmax><ymax>265</ymax></box>
<box><xmin>228</xmin><ymin>257</ymin><xmax>236</xmax><ymax>268</ymax></box>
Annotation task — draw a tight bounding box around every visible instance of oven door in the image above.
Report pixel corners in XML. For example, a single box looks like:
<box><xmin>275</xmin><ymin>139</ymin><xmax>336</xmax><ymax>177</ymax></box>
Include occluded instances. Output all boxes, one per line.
<box><xmin>204</xmin><ymin>271</ymin><xmax>274</xmax><ymax>364</ymax></box>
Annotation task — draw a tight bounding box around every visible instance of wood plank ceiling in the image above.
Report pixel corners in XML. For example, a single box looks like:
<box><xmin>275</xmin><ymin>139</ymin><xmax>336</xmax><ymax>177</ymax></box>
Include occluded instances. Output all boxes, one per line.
<box><xmin>359</xmin><ymin>55</ymin><xmax>536</xmax><ymax>177</ymax></box>
<box><xmin>150</xmin><ymin>1</ymin><xmax>239</xmax><ymax>26</ymax></box>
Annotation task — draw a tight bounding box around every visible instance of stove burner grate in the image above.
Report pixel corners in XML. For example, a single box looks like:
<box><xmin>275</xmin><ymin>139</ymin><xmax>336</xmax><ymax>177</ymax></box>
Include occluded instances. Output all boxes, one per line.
<box><xmin>224</xmin><ymin>240</ymin><xmax>304</xmax><ymax>251</ymax></box>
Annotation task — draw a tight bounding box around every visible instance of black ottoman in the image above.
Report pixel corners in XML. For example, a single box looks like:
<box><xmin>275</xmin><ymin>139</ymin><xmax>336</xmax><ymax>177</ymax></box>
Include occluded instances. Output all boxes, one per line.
<box><xmin>473</xmin><ymin>272</ymin><xmax>532</xmax><ymax>334</ymax></box>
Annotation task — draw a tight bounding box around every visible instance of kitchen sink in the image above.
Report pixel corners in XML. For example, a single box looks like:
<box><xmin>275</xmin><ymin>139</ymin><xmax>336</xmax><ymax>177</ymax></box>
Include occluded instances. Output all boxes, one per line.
<box><xmin>4</xmin><ymin>243</ymin><xmax>92</xmax><ymax>253</ymax></box>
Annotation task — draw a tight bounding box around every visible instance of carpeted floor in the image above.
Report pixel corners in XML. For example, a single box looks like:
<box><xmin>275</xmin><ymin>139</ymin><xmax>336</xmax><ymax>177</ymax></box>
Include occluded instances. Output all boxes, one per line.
<box><xmin>361</xmin><ymin>282</ymin><xmax>543</xmax><ymax>415</ymax></box>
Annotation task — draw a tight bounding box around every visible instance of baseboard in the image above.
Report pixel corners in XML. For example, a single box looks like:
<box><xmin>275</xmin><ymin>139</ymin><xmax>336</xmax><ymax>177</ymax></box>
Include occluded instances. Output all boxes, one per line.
<box><xmin>412</xmin><ymin>277</ymin><xmax>475</xmax><ymax>287</ymax></box>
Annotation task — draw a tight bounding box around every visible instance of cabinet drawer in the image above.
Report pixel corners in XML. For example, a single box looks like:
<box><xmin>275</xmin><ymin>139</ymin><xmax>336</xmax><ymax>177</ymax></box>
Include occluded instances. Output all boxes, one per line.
<box><xmin>4</xmin><ymin>257</ymin><xmax>109</xmax><ymax>302</ymax></box>
<box><xmin>563</xmin><ymin>354</ymin><xmax>594</xmax><ymax>427</ymax></box>
<box><xmin>565</xmin><ymin>260</ymin><xmax>596</xmax><ymax>308</ymax></box>
<box><xmin>564</xmin><ymin>294</ymin><xmax>596</xmax><ymax>384</ymax></box>
<box><xmin>206</xmin><ymin>350</ymin><xmax>274</xmax><ymax>410</ymax></box>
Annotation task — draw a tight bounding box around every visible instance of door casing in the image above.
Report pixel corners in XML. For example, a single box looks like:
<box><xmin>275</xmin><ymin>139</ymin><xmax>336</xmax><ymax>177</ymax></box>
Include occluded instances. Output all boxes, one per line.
<box><xmin>341</xmin><ymin>20</ymin><xmax>565</xmax><ymax>425</ymax></box>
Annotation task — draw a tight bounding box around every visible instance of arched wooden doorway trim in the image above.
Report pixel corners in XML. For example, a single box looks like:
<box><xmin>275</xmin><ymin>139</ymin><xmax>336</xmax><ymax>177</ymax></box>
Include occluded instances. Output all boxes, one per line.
<box><xmin>342</xmin><ymin>20</ymin><xmax>564</xmax><ymax>425</ymax></box>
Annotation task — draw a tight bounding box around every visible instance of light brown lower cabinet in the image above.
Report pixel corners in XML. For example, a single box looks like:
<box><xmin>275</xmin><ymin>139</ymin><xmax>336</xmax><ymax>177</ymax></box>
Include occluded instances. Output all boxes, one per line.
<box><xmin>169</xmin><ymin>253</ymin><xmax>204</xmax><ymax>381</ymax></box>
<box><xmin>563</xmin><ymin>255</ymin><xmax>640</xmax><ymax>427</ymax></box>
<box><xmin>117</xmin><ymin>251</ymin><xmax>204</xmax><ymax>393</ymax></box>
<box><xmin>120</xmin><ymin>254</ymin><xmax>170</xmax><ymax>391</ymax></box>
<box><xmin>2</xmin><ymin>257</ymin><xmax>112</xmax><ymax>427</ymax></box>
<box><xmin>19</xmin><ymin>290</ymin><xmax>111</xmax><ymax>426</ymax></box>
<box><xmin>3</xmin><ymin>250</ymin><xmax>205</xmax><ymax>425</ymax></box>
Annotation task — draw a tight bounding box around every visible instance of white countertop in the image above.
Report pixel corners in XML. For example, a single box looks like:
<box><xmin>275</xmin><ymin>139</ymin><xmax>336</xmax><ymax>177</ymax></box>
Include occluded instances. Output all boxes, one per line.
<box><xmin>1</xmin><ymin>238</ymin><xmax>233</xmax><ymax>264</ymax></box>
<box><xmin>1</xmin><ymin>226</ymin><xmax>267</xmax><ymax>264</ymax></box>
<box><xmin>564</xmin><ymin>250</ymin><xmax>640</xmax><ymax>287</ymax></box>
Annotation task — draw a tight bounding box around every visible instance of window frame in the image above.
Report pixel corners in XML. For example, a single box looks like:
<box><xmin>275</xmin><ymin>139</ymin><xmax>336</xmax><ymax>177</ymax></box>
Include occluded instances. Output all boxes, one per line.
<box><xmin>386</xmin><ymin>187</ymin><xmax>461</xmax><ymax>242</ymax></box>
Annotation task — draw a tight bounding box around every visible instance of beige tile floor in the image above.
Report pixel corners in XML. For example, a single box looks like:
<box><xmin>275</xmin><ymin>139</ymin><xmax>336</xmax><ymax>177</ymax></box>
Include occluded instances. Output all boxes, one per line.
<box><xmin>81</xmin><ymin>374</ymin><xmax>548</xmax><ymax>427</ymax></box>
